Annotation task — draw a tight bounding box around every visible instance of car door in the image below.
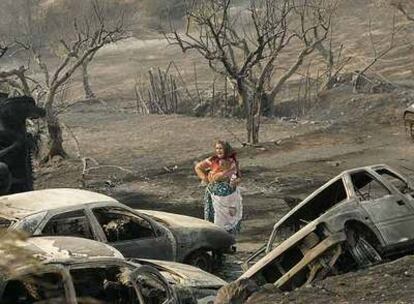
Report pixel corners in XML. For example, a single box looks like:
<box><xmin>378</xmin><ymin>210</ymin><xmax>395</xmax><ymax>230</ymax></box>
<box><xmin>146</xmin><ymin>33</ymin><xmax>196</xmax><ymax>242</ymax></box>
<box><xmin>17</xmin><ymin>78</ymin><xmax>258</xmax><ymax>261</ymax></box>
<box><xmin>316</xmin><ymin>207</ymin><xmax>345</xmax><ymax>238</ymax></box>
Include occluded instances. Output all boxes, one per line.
<box><xmin>90</xmin><ymin>206</ymin><xmax>174</xmax><ymax>260</ymax></box>
<box><xmin>351</xmin><ymin>170</ymin><xmax>414</xmax><ymax>245</ymax></box>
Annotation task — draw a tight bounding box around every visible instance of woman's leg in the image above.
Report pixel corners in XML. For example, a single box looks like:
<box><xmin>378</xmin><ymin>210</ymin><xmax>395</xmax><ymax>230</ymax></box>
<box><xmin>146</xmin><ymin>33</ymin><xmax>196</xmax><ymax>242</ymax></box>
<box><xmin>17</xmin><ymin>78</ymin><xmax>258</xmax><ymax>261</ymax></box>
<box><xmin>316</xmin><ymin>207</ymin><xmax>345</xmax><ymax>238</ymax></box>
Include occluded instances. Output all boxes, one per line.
<box><xmin>203</xmin><ymin>186</ymin><xmax>214</xmax><ymax>222</ymax></box>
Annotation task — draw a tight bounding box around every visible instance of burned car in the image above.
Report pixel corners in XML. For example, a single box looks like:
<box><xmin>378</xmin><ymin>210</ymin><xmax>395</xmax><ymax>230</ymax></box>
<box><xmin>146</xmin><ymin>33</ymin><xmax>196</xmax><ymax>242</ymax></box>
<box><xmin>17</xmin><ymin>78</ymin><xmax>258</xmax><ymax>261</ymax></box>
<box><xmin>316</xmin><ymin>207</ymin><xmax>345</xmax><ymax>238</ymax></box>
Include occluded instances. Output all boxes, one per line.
<box><xmin>0</xmin><ymin>236</ymin><xmax>177</xmax><ymax>303</ymax></box>
<box><xmin>240</xmin><ymin>164</ymin><xmax>414</xmax><ymax>291</ymax></box>
<box><xmin>404</xmin><ymin>104</ymin><xmax>414</xmax><ymax>140</ymax></box>
<box><xmin>0</xmin><ymin>188</ymin><xmax>235</xmax><ymax>272</ymax></box>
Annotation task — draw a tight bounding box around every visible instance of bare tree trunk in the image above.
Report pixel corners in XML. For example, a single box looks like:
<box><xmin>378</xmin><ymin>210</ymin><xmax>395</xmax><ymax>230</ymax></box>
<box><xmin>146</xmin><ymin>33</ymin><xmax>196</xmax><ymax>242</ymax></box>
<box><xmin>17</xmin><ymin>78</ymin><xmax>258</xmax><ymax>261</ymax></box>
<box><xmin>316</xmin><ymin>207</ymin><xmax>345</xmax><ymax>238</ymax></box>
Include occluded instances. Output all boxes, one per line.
<box><xmin>44</xmin><ymin>92</ymin><xmax>66</xmax><ymax>160</ymax></box>
<box><xmin>251</xmin><ymin>93</ymin><xmax>262</xmax><ymax>144</ymax></box>
<box><xmin>314</xmin><ymin>40</ymin><xmax>335</xmax><ymax>90</ymax></box>
<box><xmin>82</xmin><ymin>61</ymin><xmax>96</xmax><ymax>100</ymax></box>
<box><xmin>240</xmin><ymin>87</ymin><xmax>261</xmax><ymax>144</ymax></box>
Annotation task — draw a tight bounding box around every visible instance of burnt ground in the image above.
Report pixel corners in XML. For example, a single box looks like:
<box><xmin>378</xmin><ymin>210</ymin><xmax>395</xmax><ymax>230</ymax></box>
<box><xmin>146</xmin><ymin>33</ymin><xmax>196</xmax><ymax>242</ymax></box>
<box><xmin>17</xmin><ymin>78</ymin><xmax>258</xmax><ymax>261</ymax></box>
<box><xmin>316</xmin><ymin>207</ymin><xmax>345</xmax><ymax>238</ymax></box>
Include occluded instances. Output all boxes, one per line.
<box><xmin>247</xmin><ymin>255</ymin><xmax>414</xmax><ymax>304</ymax></box>
<box><xmin>34</xmin><ymin>84</ymin><xmax>414</xmax><ymax>302</ymax></box>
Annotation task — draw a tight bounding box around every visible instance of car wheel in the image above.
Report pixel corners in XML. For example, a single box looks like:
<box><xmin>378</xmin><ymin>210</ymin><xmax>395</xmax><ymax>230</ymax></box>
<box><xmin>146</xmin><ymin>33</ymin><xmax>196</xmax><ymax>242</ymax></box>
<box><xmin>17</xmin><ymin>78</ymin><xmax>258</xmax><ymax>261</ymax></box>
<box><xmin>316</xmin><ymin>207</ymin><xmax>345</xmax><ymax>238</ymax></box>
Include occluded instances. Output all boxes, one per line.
<box><xmin>185</xmin><ymin>251</ymin><xmax>213</xmax><ymax>272</ymax></box>
<box><xmin>346</xmin><ymin>229</ymin><xmax>382</xmax><ymax>267</ymax></box>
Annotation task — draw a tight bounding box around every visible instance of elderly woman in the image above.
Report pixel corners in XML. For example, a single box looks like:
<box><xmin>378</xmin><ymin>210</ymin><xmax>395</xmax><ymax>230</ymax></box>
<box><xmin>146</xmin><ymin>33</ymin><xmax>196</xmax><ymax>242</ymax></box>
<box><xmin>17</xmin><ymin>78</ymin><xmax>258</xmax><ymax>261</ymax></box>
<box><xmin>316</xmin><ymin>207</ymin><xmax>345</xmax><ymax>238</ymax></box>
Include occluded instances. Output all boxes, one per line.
<box><xmin>195</xmin><ymin>140</ymin><xmax>242</xmax><ymax>234</ymax></box>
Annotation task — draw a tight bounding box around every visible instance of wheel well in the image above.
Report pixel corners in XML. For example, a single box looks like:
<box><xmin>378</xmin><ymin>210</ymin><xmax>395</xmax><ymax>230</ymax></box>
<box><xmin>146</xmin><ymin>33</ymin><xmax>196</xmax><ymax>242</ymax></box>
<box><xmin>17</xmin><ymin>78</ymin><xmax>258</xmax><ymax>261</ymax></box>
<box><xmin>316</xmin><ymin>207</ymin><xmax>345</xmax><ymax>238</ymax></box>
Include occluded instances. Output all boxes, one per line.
<box><xmin>183</xmin><ymin>247</ymin><xmax>213</xmax><ymax>262</ymax></box>
<box><xmin>344</xmin><ymin>220</ymin><xmax>381</xmax><ymax>248</ymax></box>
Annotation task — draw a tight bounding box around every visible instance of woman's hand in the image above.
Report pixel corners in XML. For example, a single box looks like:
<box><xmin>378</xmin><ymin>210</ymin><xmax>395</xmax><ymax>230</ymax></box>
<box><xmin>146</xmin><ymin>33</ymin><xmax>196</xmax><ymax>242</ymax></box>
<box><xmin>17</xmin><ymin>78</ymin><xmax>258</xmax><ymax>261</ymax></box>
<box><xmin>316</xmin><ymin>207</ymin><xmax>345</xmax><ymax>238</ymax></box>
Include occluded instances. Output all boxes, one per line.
<box><xmin>230</xmin><ymin>177</ymin><xmax>241</xmax><ymax>188</ymax></box>
<box><xmin>200</xmin><ymin>176</ymin><xmax>209</xmax><ymax>186</ymax></box>
<box><xmin>210</xmin><ymin>172</ymin><xmax>229</xmax><ymax>183</ymax></box>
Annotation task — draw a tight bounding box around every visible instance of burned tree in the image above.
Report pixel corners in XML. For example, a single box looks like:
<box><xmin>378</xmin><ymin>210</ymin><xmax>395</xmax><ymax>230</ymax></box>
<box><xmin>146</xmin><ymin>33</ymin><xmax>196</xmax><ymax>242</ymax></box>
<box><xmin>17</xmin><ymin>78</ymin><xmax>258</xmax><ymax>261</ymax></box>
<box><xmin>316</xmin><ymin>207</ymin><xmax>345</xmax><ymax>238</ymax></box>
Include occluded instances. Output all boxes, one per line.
<box><xmin>391</xmin><ymin>0</ymin><xmax>414</xmax><ymax>21</ymax></box>
<box><xmin>167</xmin><ymin>0</ymin><xmax>336</xmax><ymax>144</ymax></box>
<box><xmin>0</xmin><ymin>0</ymin><xmax>130</xmax><ymax>160</ymax></box>
<box><xmin>43</xmin><ymin>0</ymin><xmax>134</xmax><ymax>101</ymax></box>
<box><xmin>23</xmin><ymin>0</ymin><xmax>130</xmax><ymax>160</ymax></box>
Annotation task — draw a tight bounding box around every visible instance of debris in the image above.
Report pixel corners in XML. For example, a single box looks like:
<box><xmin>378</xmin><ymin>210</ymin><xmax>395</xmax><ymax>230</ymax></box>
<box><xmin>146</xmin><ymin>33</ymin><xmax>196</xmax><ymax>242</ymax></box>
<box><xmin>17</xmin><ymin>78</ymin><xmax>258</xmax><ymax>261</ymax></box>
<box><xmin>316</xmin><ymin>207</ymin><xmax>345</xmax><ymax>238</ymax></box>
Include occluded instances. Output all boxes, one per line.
<box><xmin>214</xmin><ymin>278</ymin><xmax>259</xmax><ymax>304</ymax></box>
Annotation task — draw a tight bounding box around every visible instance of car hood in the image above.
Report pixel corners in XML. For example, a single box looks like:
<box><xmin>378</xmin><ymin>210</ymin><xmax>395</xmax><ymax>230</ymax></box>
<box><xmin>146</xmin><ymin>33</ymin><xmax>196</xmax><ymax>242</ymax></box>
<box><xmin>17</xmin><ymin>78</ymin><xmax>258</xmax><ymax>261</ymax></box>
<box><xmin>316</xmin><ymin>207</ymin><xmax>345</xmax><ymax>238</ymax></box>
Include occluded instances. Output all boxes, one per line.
<box><xmin>136</xmin><ymin>210</ymin><xmax>235</xmax><ymax>249</ymax></box>
<box><xmin>136</xmin><ymin>259</ymin><xmax>227</xmax><ymax>288</ymax></box>
<box><xmin>137</xmin><ymin>210</ymin><xmax>223</xmax><ymax>230</ymax></box>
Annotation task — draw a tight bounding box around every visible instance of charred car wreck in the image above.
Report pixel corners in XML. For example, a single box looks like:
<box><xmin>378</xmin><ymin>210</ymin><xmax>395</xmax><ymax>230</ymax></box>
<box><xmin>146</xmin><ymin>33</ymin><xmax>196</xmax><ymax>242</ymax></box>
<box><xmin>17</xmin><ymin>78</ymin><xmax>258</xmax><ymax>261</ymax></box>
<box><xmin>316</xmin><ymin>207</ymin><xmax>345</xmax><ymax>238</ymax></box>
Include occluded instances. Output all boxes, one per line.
<box><xmin>0</xmin><ymin>236</ymin><xmax>175</xmax><ymax>303</ymax></box>
<box><xmin>0</xmin><ymin>188</ymin><xmax>235</xmax><ymax>272</ymax></box>
<box><xmin>0</xmin><ymin>236</ymin><xmax>227</xmax><ymax>303</ymax></box>
<box><xmin>241</xmin><ymin>164</ymin><xmax>414</xmax><ymax>291</ymax></box>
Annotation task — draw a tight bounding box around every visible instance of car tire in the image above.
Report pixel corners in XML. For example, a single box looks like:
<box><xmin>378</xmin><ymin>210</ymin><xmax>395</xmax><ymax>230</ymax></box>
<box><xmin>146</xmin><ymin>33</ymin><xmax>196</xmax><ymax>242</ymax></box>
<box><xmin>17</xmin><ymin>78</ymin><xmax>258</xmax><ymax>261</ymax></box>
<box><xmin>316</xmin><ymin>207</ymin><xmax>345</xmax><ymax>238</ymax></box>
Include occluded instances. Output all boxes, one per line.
<box><xmin>185</xmin><ymin>250</ymin><xmax>213</xmax><ymax>272</ymax></box>
<box><xmin>346</xmin><ymin>229</ymin><xmax>382</xmax><ymax>267</ymax></box>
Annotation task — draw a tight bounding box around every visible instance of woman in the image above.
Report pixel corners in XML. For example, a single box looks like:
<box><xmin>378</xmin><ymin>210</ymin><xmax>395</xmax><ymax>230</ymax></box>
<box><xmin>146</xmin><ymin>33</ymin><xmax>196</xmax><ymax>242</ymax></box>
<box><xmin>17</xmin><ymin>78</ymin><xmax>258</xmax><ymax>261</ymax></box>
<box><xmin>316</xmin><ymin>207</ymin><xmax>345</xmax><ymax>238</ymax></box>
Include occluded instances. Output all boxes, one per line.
<box><xmin>195</xmin><ymin>140</ymin><xmax>242</xmax><ymax>234</ymax></box>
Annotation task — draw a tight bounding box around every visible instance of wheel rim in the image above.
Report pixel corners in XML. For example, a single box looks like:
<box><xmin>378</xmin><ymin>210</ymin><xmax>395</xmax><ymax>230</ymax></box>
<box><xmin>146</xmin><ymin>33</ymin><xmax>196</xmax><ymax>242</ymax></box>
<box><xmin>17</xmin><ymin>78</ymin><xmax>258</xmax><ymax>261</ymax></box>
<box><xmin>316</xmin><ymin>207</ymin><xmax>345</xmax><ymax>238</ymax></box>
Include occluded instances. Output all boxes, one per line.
<box><xmin>189</xmin><ymin>253</ymin><xmax>212</xmax><ymax>271</ymax></box>
<box><xmin>351</xmin><ymin>237</ymin><xmax>382</xmax><ymax>267</ymax></box>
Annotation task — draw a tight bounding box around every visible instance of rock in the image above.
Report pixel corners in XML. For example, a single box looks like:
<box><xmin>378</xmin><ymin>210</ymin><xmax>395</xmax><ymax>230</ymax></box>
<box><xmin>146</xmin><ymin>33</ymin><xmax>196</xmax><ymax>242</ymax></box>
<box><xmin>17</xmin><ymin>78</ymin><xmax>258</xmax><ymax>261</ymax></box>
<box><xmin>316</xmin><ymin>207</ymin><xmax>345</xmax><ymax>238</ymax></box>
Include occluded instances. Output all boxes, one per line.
<box><xmin>214</xmin><ymin>279</ymin><xmax>259</xmax><ymax>304</ymax></box>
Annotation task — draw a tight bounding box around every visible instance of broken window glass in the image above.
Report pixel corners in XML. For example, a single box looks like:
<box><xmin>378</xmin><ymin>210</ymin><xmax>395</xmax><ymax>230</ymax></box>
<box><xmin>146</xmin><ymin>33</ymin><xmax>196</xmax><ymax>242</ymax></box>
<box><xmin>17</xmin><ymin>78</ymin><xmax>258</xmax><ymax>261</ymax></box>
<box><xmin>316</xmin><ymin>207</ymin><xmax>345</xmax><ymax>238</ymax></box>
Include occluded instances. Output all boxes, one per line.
<box><xmin>71</xmin><ymin>266</ymin><xmax>139</xmax><ymax>304</ymax></box>
<box><xmin>376</xmin><ymin>169</ymin><xmax>409</xmax><ymax>194</ymax></box>
<box><xmin>351</xmin><ymin>171</ymin><xmax>390</xmax><ymax>201</ymax></box>
<box><xmin>0</xmin><ymin>217</ymin><xmax>13</xmax><ymax>229</ymax></box>
<box><xmin>41</xmin><ymin>210</ymin><xmax>94</xmax><ymax>239</ymax></box>
<box><xmin>19</xmin><ymin>212</ymin><xmax>47</xmax><ymax>234</ymax></box>
<box><xmin>93</xmin><ymin>208</ymin><xmax>155</xmax><ymax>243</ymax></box>
<box><xmin>1</xmin><ymin>272</ymin><xmax>66</xmax><ymax>303</ymax></box>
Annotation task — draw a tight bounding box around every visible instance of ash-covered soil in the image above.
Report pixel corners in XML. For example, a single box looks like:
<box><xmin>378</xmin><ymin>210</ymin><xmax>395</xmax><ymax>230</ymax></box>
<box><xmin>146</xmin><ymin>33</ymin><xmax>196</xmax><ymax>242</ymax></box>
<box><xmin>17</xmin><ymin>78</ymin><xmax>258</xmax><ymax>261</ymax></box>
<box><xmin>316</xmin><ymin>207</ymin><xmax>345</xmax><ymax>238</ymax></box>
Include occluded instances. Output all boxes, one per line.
<box><xmin>247</xmin><ymin>255</ymin><xmax>414</xmax><ymax>304</ymax></box>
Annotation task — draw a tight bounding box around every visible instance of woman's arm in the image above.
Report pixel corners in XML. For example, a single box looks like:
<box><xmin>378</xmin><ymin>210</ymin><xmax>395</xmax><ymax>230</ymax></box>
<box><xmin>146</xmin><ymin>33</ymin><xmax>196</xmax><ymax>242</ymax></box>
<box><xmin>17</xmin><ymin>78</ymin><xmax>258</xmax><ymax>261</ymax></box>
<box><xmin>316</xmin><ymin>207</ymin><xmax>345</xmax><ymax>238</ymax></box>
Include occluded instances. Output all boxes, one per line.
<box><xmin>230</xmin><ymin>160</ymin><xmax>241</xmax><ymax>187</ymax></box>
<box><xmin>195</xmin><ymin>160</ymin><xmax>210</xmax><ymax>183</ymax></box>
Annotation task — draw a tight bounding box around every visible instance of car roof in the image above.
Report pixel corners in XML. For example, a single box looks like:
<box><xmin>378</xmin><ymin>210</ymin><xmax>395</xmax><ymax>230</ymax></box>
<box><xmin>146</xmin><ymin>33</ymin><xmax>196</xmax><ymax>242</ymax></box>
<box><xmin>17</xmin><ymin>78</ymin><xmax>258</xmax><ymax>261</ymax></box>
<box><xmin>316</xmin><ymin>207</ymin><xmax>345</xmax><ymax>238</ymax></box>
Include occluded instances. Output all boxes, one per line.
<box><xmin>0</xmin><ymin>188</ymin><xmax>118</xmax><ymax>219</ymax></box>
<box><xmin>339</xmin><ymin>163</ymin><xmax>389</xmax><ymax>175</ymax></box>
<box><xmin>23</xmin><ymin>236</ymin><xmax>125</xmax><ymax>264</ymax></box>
